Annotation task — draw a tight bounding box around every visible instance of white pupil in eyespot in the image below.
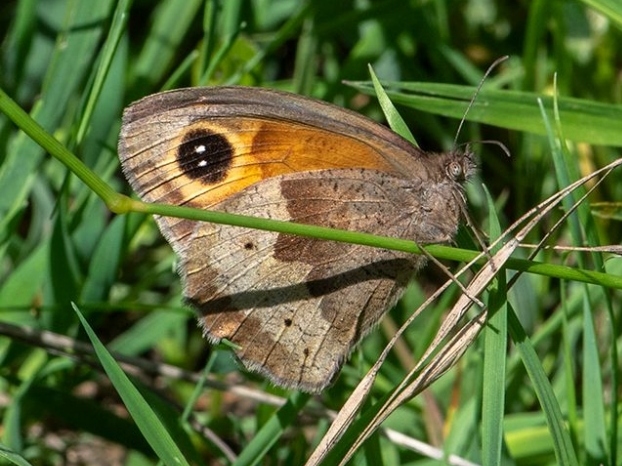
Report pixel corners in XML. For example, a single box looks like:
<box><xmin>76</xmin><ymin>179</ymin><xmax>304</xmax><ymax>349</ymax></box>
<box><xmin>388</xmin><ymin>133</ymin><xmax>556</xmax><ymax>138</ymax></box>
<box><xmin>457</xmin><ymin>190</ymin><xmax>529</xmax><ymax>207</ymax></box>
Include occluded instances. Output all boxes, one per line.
<box><xmin>194</xmin><ymin>144</ymin><xmax>208</xmax><ymax>167</ymax></box>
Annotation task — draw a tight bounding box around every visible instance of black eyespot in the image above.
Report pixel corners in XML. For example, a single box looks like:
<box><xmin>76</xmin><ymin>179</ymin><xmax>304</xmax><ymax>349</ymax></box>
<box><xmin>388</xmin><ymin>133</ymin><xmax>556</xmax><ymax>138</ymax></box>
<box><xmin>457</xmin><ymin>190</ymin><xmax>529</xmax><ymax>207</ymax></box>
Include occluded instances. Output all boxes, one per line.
<box><xmin>284</xmin><ymin>318</ymin><xmax>292</xmax><ymax>327</ymax></box>
<box><xmin>177</xmin><ymin>128</ymin><xmax>233</xmax><ymax>184</ymax></box>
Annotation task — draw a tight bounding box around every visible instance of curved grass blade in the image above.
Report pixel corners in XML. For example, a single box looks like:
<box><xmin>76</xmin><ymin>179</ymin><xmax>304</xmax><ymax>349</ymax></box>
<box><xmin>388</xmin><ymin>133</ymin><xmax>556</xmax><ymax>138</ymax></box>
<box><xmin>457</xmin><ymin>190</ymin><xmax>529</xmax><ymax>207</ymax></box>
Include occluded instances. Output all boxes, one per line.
<box><xmin>73</xmin><ymin>304</ymin><xmax>192</xmax><ymax>466</ymax></box>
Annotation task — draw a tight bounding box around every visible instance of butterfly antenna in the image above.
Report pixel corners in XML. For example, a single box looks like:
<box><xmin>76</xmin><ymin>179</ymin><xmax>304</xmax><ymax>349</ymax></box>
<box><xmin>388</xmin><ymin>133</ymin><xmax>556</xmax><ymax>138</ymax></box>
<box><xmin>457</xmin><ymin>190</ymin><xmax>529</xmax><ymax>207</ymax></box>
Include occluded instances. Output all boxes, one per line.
<box><xmin>451</xmin><ymin>57</ymin><xmax>510</xmax><ymax>265</ymax></box>
<box><xmin>457</xmin><ymin>139</ymin><xmax>512</xmax><ymax>158</ymax></box>
<box><xmin>452</xmin><ymin>55</ymin><xmax>509</xmax><ymax>149</ymax></box>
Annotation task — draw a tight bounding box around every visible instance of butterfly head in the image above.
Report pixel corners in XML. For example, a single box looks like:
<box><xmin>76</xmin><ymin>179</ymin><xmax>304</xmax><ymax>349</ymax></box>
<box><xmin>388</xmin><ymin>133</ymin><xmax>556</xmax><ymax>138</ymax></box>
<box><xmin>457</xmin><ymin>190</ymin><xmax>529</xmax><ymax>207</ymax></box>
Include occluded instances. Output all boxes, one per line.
<box><xmin>444</xmin><ymin>147</ymin><xmax>476</xmax><ymax>184</ymax></box>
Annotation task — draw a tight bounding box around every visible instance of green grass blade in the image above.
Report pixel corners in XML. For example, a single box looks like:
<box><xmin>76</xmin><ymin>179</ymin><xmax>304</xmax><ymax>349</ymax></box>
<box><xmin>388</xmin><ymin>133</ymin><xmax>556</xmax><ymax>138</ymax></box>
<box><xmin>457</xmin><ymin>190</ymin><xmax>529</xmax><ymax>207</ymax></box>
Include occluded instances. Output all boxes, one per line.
<box><xmin>75</xmin><ymin>0</ymin><xmax>131</xmax><ymax>144</ymax></box>
<box><xmin>0</xmin><ymin>445</ymin><xmax>33</xmax><ymax>466</ymax></box>
<box><xmin>369</xmin><ymin>65</ymin><xmax>417</xmax><ymax>145</ymax></box>
<box><xmin>129</xmin><ymin>0</ymin><xmax>203</xmax><ymax>92</ymax></box>
<box><xmin>508</xmin><ymin>307</ymin><xmax>579</xmax><ymax>466</ymax></box>
<box><xmin>232</xmin><ymin>391</ymin><xmax>311</xmax><ymax>466</ymax></box>
<box><xmin>73</xmin><ymin>304</ymin><xmax>191</xmax><ymax>466</ymax></box>
<box><xmin>346</xmin><ymin>81</ymin><xmax>622</xmax><ymax>146</ymax></box>
<box><xmin>481</xmin><ymin>186</ymin><xmax>509</xmax><ymax>466</ymax></box>
<box><xmin>80</xmin><ymin>214</ymin><xmax>127</xmax><ymax>303</ymax></box>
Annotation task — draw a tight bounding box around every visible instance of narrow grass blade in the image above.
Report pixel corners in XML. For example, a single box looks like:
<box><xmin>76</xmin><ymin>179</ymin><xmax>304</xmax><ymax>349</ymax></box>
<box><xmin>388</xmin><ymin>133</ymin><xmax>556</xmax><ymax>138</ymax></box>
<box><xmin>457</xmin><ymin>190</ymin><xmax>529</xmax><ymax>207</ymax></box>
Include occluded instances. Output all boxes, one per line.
<box><xmin>73</xmin><ymin>304</ymin><xmax>191</xmax><ymax>466</ymax></box>
<box><xmin>233</xmin><ymin>391</ymin><xmax>311</xmax><ymax>466</ymax></box>
<box><xmin>346</xmin><ymin>81</ymin><xmax>622</xmax><ymax>146</ymax></box>
<box><xmin>481</xmin><ymin>186</ymin><xmax>509</xmax><ymax>466</ymax></box>
<box><xmin>369</xmin><ymin>65</ymin><xmax>417</xmax><ymax>145</ymax></box>
<box><xmin>507</xmin><ymin>308</ymin><xmax>579</xmax><ymax>466</ymax></box>
<box><xmin>0</xmin><ymin>445</ymin><xmax>33</xmax><ymax>466</ymax></box>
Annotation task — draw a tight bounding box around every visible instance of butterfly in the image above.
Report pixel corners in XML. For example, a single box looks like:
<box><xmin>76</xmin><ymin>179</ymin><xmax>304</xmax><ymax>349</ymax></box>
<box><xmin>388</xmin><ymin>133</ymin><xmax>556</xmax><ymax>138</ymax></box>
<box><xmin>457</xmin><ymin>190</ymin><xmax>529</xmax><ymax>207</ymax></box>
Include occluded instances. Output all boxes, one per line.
<box><xmin>118</xmin><ymin>86</ymin><xmax>474</xmax><ymax>392</ymax></box>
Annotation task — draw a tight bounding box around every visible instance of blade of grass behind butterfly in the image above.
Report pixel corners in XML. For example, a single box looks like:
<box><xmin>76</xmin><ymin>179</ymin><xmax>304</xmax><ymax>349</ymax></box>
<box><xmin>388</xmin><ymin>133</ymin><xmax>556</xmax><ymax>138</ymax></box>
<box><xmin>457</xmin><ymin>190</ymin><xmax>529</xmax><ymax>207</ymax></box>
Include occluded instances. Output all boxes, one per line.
<box><xmin>224</xmin><ymin>2</ymin><xmax>312</xmax><ymax>85</ymax></box>
<box><xmin>368</xmin><ymin>65</ymin><xmax>417</xmax><ymax>146</ymax></box>
<box><xmin>73</xmin><ymin>304</ymin><xmax>192</xmax><ymax>466</ymax></box>
<box><xmin>196</xmin><ymin>0</ymin><xmax>218</xmax><ymax>85</ymax></box>
<box><xmin>480</xmin><ymin>185</ymin><xmax>509</xmax><ymax>466</ymax></box>
<box><xmin>546</xmin><ymin>85</ymin><xmax>611</xmax><ymax>463</ymax></box>
<box><xmin>198</xmin><ymin>0</ymin><xmax>247</xmax><ymax>86</ymax></box>
<box><xmin>291</xmin><ymin>16</ymin><xmax>318</xmax><ymax>96</ymax></box>
<box><xmin>345</xmin><ymin>81</ymin><xmax>622</xmax><ymax>147</ymax></box>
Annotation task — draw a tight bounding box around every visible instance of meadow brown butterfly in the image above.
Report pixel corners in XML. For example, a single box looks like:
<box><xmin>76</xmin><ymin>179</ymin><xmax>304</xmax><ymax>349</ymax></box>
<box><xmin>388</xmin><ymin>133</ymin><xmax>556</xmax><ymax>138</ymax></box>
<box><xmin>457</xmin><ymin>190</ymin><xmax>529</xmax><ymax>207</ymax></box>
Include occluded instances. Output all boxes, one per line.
<box><xmin>118</xmin><ymin>86</ymin><xmax>475</xmax><ymax>392</ymax></box>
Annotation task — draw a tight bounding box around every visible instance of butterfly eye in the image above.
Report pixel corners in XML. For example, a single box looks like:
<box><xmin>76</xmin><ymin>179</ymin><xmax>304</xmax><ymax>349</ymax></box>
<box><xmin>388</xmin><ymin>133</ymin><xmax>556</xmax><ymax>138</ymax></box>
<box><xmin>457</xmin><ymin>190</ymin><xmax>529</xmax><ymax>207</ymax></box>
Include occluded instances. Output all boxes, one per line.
<box><xmin>447</xmin><ymin>161</ymin><xmax>463</xmax><ymax>180</ymax></box>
